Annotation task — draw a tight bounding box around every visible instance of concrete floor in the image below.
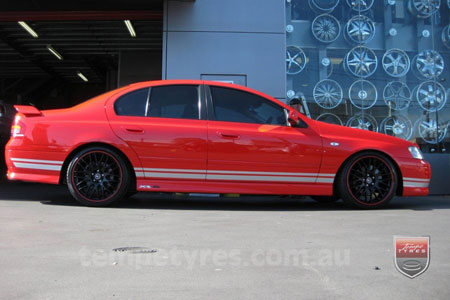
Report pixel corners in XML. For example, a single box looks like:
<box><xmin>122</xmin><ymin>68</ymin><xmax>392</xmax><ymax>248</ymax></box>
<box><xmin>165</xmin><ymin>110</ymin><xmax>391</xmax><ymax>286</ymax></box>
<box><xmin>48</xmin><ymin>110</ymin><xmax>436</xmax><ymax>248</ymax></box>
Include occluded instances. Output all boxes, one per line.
<box><xmin>0</xmin><ymin>181</ymin><xmax>449</xmax><ymax>300</ymax></box>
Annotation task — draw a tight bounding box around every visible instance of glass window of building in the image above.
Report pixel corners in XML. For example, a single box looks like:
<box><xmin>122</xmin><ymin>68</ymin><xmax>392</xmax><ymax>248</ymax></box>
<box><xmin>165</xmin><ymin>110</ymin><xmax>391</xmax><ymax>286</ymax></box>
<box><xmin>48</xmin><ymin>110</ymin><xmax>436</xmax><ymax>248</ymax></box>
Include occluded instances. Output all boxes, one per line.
<box><xmin>286</xmin><ymin>0</ymin><xmax>450</xmax><ymax>154</ymax></box>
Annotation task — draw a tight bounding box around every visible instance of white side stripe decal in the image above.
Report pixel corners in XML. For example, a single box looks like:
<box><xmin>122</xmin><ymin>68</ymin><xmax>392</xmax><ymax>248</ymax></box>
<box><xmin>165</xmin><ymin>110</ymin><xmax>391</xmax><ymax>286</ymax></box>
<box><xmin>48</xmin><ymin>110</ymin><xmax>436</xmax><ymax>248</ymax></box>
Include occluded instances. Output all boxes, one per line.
<box><xmin>11</xmin><ymin>158</ymin><xmax>63</xmax><ymax>165</ymax></box>
<box><xmin>140</xmin><ymin>168</ymin><xmax>206</xmax><ymax>174</ymax></box>
<box><xmin>403</xmin><ymin>177</ymin><xmax>430</xmax><ymax>188</ymax></box>
<box><xmin>11</xmin><ymin>158</ymin><xmax>63</xmax><ymax>171</ymax></box>
<box><xmin>13</xmin><ymin>162</ymin><xmax>62</xmax><ymax>171</ymax></box>
<box><xmin>207</xmin><ymin>174</ymin><xmax>317</xmax><ymax>182</ymax></box>
<box><xmin>403</xmin><ymin>182</ymin><xmax>429</xmax><ymax>188</ymax></box>
<box><xmin>134</xmin><ymin>167</ymin><xmax>335</xmax><ymax>183</ymax></box>
<box><xmin>143</xmin><ymin>172</ymin><xmax>206</xmax><ymax>180</ymax></box>
<box><xmin>207</xmin><ymin>170</ymin><xmax>334</xmax><ymax>177</ymax></box>
<box><xmin>403</xmin><ymin>177</ymin><xmax>430</xmax><ymax>182</ymax></box>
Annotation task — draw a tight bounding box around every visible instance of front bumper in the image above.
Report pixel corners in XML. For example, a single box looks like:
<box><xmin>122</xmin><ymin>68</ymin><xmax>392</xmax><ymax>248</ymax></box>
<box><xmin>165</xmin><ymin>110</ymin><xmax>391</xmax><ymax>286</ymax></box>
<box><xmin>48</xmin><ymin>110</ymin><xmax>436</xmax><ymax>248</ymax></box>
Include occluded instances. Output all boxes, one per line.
<box><xmin>398</xmin><ymin>158</ymin><xmax>431</xmax><ymax>196</ymax></box>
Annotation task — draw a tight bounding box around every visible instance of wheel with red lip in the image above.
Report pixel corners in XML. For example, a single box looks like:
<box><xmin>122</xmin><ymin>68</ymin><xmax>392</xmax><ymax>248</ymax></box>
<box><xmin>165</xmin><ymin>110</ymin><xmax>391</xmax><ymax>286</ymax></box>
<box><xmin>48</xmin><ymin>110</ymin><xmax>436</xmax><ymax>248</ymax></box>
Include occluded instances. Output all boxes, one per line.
<box><xmin>338</xmin><ymin>152</ymin><xmax>398</xmax><ymax>209</ymax></box>
<box><xmin>67</xmin><ymin>147</ymin><xmax>131</xmax><ymax>206</ymax></box>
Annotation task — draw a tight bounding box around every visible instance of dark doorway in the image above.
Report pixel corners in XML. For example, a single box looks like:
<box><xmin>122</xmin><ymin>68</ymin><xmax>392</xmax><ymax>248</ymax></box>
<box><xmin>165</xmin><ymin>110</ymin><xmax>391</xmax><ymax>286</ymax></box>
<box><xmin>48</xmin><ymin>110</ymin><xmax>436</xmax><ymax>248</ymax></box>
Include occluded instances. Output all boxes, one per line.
<box><xmin>0</xmin><ymin>1</ymin><xmax>163</xmax><ymax>109</ymax></box>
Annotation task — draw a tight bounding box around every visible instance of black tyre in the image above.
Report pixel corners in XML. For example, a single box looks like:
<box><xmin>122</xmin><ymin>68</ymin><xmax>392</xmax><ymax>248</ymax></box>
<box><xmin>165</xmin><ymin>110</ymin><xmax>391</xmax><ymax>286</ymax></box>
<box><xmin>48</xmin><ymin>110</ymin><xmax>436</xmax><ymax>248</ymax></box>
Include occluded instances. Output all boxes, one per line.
<box><xmin>311</xmin><ymin>196</ymin><xmax>340</xmax><ymax>203</ymax></box>
<box><xmin>338</xmin><ymin>152</ymin><xmax>397</xmax><ymax>209</ymax></box>
<box><xmin>66</xmin><ymin>147</ymin><xmax>130</xmax><ymax>207</ymax></box>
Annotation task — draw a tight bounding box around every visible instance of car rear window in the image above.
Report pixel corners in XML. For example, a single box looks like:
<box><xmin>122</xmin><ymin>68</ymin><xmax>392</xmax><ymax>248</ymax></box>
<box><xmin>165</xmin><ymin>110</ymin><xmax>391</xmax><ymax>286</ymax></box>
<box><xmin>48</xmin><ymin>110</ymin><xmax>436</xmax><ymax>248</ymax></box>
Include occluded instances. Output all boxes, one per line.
<box><xmin>114</xmin><ymin>88</ymin><xmax>149</xmax><ymax>117</ymax></box>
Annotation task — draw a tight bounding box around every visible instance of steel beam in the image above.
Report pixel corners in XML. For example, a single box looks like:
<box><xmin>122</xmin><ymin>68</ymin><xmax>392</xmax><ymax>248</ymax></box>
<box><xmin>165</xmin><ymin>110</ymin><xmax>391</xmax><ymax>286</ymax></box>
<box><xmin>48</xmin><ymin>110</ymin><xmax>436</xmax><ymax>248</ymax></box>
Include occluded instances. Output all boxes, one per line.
<box><xmin>0</xmin><ymin>11</ymin><xmax>163</xmax><ymax>21</ymax></box>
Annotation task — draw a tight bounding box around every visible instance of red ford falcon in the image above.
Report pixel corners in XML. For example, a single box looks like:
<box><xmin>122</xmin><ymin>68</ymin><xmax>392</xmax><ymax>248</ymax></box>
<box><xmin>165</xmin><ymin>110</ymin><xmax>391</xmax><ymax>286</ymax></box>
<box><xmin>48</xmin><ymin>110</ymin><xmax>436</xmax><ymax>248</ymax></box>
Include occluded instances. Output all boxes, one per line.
<box><xmin>5</xmin><ymin>80</ymin><xmax>431</xmax><ymax>208</ymax></box>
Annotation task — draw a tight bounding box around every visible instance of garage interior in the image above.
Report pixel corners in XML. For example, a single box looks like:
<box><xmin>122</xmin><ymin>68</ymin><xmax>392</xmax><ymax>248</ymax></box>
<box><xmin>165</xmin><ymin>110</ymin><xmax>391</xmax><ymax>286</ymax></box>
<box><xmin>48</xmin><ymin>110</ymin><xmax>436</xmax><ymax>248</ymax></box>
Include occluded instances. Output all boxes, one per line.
<box><xmin>0</xmin><ymin>0</ymin><xmax>163</xmax><ymax>109</ymax></box>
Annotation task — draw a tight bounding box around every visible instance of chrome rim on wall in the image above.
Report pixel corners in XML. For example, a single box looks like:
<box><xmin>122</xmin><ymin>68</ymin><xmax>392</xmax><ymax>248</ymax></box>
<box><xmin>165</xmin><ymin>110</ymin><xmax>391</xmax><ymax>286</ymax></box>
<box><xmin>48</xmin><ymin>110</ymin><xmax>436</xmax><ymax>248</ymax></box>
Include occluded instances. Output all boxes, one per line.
<box><xmin>346</xmin><ymin>114</ymin><xmax>378</xmax><ymax>132</ymax></box>
<box><xmin>349</xmin><ymin>80</ymin><xmax>378</xmax><ymax>109</ymax></box>
<box><xmin>313</xmin><ymin>79</ymin><xmax>343</xmax><ymax>109</ymax></box>
<box><xmin>286</xmin><ymin>46</ymin><xmax>307</xmax><ymax>75</ymax></box>
<box><xmin>382</xmin><ymin>49</ymin><xmax>411</xmax><ymax>78</ymax></box>
<box><xmin>346</xmin><ymin>0</ymin><xmax>374</xmax><ymax>11</ymax></box>
<box><xmin>381</xmin><ymin>115</ymin><xmax>413</xmax><ymax>140</ymax></box>
<box><xmin>344</xmin><ymin>46</ymin><xmax>378</xmax><ymax>78</ymax></box>
<box><xmin>312</xmin><ymin>14</ymin><xmax>341</xmax><ymax>43</ymax></box>
<box><xmin>344</xmin><ymin>15</ymin><xmax>375</xmax><ymax>45</ymax></box>
<box><xmin>383</xmin><ymin>81</ymin><xmax>412</xmax><ymax>111</ymax></box>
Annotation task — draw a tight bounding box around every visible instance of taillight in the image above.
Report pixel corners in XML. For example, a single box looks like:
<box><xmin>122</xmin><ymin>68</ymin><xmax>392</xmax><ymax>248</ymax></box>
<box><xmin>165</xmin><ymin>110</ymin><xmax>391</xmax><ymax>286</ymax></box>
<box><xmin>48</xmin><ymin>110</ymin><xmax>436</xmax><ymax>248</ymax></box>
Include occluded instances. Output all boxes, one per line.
<box><xmin>11</xmin><ymin>115</ymin><xmax>25</xmax><ymax>138</ymax></box>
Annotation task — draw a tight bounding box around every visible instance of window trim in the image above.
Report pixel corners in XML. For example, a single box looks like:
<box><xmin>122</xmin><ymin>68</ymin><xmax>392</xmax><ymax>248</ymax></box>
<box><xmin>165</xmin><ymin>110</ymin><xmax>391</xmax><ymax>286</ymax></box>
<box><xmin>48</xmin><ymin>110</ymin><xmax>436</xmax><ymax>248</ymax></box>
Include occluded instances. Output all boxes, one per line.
<box><xmin>206</xmin><ymin>85</ymin><xmax>289</xmax><ymax>126</ymax></box>
<box><xmin>144</xmin><ymin>87</ymin><xmax>151</xmax><ymax>117</ymax></box>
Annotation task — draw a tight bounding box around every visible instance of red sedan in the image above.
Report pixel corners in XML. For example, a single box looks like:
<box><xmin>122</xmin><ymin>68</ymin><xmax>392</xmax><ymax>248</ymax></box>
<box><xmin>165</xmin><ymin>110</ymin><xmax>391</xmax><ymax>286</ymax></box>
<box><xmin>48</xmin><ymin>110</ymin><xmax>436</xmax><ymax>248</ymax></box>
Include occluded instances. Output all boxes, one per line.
<box><xmin>5</xmin><ymin>80</ymin><xmax>431</xmax><ymax>208</ymax></box>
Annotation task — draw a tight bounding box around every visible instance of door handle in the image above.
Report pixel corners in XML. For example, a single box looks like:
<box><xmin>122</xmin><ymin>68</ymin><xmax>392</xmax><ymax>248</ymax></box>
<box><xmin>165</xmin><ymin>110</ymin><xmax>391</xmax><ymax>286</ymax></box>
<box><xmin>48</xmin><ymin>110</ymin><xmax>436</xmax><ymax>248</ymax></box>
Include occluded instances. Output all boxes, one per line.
<box><xmin>123</xmin><ymin>126</ymin><xmax>144</xmax><ymax>133</ymax></box>
<box><xmin>217</xmin><ymin>131</ymin><xmax>240</xmax><ymax>139</ymax></box>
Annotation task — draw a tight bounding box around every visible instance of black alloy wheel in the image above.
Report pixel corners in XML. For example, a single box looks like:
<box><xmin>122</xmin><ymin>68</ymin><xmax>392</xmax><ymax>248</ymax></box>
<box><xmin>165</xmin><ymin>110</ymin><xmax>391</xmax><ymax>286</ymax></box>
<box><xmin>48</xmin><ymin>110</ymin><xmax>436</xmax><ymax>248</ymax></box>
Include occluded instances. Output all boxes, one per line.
<box><xmin>67</xmin><ymin>147</ymin><xmax>130</xmax><ymax>206</ymax></box>
<box><xmin>338</xmin><ymin>152</ymin><xmax>397</xmax><ymax>209</ymax></box>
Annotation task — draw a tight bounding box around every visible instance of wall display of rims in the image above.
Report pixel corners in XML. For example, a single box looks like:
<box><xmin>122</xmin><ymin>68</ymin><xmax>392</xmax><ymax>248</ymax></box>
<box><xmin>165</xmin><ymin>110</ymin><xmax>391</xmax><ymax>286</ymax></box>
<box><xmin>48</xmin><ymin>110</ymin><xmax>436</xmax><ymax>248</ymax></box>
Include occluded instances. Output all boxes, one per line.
<box><xmin>286</xmin><ymin>0</ymin><xmax>449</xmax><ymax>153</ymax></box>
<box><xmin>286</xmin><ymin>46</ymin><xmax>307</xmax><ymax>75</ymax></box>
<box><xmin>415</xmin><ymin>81</ymin><xmax>447</xmax><ymax>112</ymax></box>
<box><xmin>413</xmin><ymin>50</ymin><xmax>445</xmax><ymax>79</ymax></box>
<box><xmin>316</xmin><ymin>112</ymin><xmax>343</xmax><ymax>125</ymax></box>
<box><xmin>346</xmin><ymin>0</ymin><xmax>374</xmax><ymax>12</ymax></box>
<box><xmin>344</xmin><ymin>15</ymin><xmax>376</xmax><ymax>45</ymax></box>
<box><xmin>346</xmin><ymin>114</ymin><xmax>378</xmax><ymax>132</ymax></box>
<box><xmin>344</xmin><ymin>46</ymin><xmax>378</xmax><ymax>78</ymax></box>
<box><xmin>313</xmin><ymin>79</ymin><xmax>343</xmax><ymax>108</ymax></box>
<box><xmin>442</xmin><ymin>24</ymin><xmax>450</xmax><ymax>49</ymax></box>
<box><xmin>349</xmin><ymin>80</ymin><xmax>378</xmax><ymax>109</ymax></box>
<box><xmin>408</xmin><ymin>0</ymin><xmax>441</xmax><ymax>18</ymax></box>
<box><xmin>381</xmin><ymin>115</ymin><xmax>413</xmax><ymax>140</ymax></box>
<box><xmin>312</xmin><ymin>14</ymin><xmax>341</xmax><ymax>43</ymax></box>
<box><xmin>382</xmin><ymin>49</ymin><xmax>411</xmax><ymax>77</ymax></box>
<box><xmin>308</xmin><ymin>0</ymin><xmax>340</xmax><ymax>13</ymax></box>
<box><xmin>415</xmin><ymin>115</ymin><xmax>448</xmax><ymax>144</ymax></box>
<box><xmin>383</xmin><ymin>81</ymin><xmax>412</xmax><ymax>111</ymax></box>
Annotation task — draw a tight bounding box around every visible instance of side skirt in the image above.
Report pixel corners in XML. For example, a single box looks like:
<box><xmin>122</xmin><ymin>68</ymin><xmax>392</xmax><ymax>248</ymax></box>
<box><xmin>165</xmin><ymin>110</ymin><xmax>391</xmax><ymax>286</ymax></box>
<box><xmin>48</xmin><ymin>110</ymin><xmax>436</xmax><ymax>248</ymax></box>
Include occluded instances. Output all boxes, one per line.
<box><xmin>136</xmin><ymin>179</ymin><xmax>333</xmax><ymax>196</ymax></box>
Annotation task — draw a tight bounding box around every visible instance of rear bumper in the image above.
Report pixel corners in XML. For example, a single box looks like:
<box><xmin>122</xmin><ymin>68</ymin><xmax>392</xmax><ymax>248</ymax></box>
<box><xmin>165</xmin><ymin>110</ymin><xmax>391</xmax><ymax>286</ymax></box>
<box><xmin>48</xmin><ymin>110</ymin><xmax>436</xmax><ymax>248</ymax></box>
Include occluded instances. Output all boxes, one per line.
<box><xmin>398</xmin><ymin>158</ymin><xmax>431</xmax><ymax>197</ymax></box>
<box><xmin>5</xmin><ymin>148</ymin><xmax>66</xmax><ymax>184</ymax></box>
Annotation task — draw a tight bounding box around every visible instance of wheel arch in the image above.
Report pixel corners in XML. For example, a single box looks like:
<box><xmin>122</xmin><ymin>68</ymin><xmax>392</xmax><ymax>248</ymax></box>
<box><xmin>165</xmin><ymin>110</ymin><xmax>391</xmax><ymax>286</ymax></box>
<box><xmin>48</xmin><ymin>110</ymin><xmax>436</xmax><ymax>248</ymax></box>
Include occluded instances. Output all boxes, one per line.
<box><xmin>59</xmin><ymin>142</ymin><xmax>137</xmax><ymax>191</ymax></box>
<box><xmin>332</xmin><ymin>149</ymin><xmax>403</xmax><ymax>197</ymax></box>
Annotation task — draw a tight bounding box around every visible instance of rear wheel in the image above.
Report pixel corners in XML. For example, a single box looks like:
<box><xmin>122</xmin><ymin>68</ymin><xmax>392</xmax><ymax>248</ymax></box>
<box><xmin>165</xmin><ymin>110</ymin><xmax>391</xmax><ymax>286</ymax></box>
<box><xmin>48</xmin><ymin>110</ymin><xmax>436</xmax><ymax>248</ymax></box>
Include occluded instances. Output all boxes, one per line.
<box><xmin>338</xmin><ymin>152</ymin><xmax>397</xmax><ymax>209</ymax></box>
<box><xmin>66</xmin><ymin>147</ymin><xmax>130</xmax><ymax>206</ymax></box>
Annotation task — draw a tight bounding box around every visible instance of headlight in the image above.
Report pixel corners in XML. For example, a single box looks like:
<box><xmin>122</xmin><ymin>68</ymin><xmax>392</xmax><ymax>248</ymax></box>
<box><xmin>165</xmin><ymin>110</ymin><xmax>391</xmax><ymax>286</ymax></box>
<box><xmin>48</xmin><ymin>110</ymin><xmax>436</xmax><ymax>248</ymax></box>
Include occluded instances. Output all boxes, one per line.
<box><xmin>408</xmin><ymin>146</ymin><xmax>424</xmax><ymax>160</ymax></box>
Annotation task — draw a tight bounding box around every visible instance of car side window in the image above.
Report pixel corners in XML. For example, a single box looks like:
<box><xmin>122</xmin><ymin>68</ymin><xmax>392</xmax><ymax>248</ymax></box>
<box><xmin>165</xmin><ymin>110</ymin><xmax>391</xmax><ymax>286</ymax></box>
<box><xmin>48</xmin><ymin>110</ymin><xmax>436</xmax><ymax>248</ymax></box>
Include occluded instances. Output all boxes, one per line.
<box><xmin>114</xmin><ymin>88</ymin><xmax>149</xmax><ymax>117</ymax></box>
<box><xmin>147</xmin><ymin>85</ymin><xmax>199</xmax><ymax>120</ymax></box>
<box><xmin>210</xmin><ymin>86</ymin><xmax>287</xmax><ymax>126</ymax></box>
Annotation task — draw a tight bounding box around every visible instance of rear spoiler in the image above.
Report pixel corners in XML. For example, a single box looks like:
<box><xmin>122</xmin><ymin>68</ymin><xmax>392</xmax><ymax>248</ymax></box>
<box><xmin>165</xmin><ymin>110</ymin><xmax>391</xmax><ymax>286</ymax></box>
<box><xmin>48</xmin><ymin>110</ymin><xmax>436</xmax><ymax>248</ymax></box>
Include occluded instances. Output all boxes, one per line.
<box><xmin>14</xmin><ymin>105</ymin><xmax>41</xmax><ymax>116</ymax></box>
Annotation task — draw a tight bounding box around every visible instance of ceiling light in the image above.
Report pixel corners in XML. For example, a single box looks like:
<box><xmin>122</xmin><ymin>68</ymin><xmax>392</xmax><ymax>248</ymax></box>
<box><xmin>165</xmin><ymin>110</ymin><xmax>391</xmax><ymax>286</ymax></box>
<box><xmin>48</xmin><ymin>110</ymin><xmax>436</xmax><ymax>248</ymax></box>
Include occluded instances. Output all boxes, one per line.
<box><xmin>47</xmin><ymin>45</ymin><xmax>63</xmax><ymax>60</ymax></box>
<box><xmin>77</xmin><ymin>71</ymin><xmax>88</xmax><ymax>82</ymax></box>
<box><xmin>124</xmin><ymin>20</ymin><xmax>136</xmax><ymax>37</ymax></box>
<box><xmin>18</xmin><ymin>21</ymin><xmax>39</xmax><ymax>38</ymax></box>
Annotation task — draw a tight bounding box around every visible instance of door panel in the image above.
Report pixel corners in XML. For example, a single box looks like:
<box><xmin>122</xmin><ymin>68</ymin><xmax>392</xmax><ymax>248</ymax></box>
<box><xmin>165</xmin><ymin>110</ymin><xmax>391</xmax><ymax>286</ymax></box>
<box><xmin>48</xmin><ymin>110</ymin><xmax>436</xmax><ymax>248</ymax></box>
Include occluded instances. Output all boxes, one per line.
<box><xmin>107</xmin><ymin>84</ymin><xmax>208</xmax><ymax>181</ymax></box>
<box><xmin>207</xmin><ymin>121</ymin><xmax>323</xmax><ymax>183</ymax></box>
<box><xmin>206</xmin><ymin>85</ymin><xmax>323</xmax><ymax>184</ymax></box>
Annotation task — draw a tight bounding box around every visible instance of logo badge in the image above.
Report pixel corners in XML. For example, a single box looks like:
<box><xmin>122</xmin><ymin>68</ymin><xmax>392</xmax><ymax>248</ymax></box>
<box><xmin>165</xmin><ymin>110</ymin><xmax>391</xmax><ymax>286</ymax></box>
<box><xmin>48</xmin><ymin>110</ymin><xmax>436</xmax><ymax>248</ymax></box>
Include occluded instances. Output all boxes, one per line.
<box><xmin>394</xmin><ymin>236</ymin><xmax>430</xmax><ymax>278</ymax></box>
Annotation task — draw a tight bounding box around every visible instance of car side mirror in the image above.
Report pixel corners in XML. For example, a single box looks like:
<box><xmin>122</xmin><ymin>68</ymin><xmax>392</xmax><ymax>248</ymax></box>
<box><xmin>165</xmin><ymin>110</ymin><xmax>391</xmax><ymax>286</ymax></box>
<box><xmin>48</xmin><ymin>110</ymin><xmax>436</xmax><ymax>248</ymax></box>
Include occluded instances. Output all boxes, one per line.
<box><xmin>288</xmin><ymin>110</ymin><xmax>307</xmax><ymax>128</ymax></box>
<box><xmin>288</xmin><ymin>110</ymin><xmax>299</xmax><ymax>127</ymax></box>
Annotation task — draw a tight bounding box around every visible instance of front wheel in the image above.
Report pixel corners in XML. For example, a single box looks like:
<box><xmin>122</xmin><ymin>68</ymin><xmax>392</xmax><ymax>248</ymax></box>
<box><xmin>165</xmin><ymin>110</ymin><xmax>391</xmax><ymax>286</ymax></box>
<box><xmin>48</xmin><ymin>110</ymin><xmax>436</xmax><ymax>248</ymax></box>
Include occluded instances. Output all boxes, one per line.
<box><xmin>66</xmin><ymin>147</ymin><xmax>130</xmax><ymax>206</ymax></box>
<box><xmin>337</xmin><ymin>152</ymin><xmax>397</xmax><ymax>209</ymax></box>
